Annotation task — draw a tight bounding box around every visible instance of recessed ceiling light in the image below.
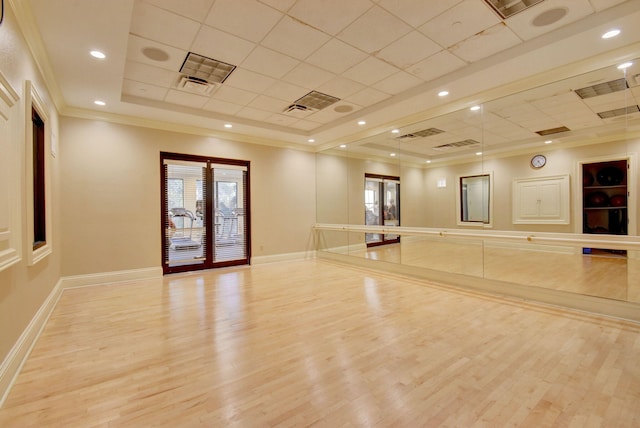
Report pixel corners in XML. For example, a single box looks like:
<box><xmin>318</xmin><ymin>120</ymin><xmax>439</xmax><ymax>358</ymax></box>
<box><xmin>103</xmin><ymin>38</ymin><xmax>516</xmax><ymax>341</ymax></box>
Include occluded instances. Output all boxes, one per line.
<box><xmin>617</xmin><ymin>62</ymin><xmax>633</xmax><ymax>70</ymax></box>
<box><xmin>391</xmin><ymin>129</ymin><xmax>399</xmax><ymax>134</ymax></box>
<box><xmin>438</xmin><ymin>90</ymin><xmax>449</xmax><ymax>97</ymax></box>
<box><xmin>339</xmin><ymin>144</ymin><xmax>347</xmax><ymax>148</ymax></box>
<box><xmin>390</xmin><ymin>153</ymin><xmax>396</xmax><ymax>157</ymax></box>
<box><xmin>224</xmin><ymin>123</ymin><xmax>233</xmax><ymax>128</ymax></box>
<box><xmin>308</xmin><ymin>138</ymin><xmax>315</xmax><ymax>143</ymax></box>
<box><xmin>470</xmin><ymin>105</ymin><xmax>481</xmax><ymax>111</ymax></box>
<box><xmin>602</xmin><ymin>29</ymin><xmax>620</xmax><ymax>39</ymax></box>
<box><xmin>358</xmin><ymin>120</ymin><xmax>366</xmax><ymax>125</ymax></box>
<box><xmin>545</xmin><ymin>140</ymin><xmax>553</xmax><ymax>144</ymax></box>
<box><xmin>90</xmin><ymin>50</ymin><xmax>106</xmax><ymax>59</ymax></box>
<box><xmin>94</xmin><ymin>100</ymin><xmax>106</xmax><ymax>106</ymax></box>
<box><xmin>426</xmin><ymin>160</ymin><xmax>432</xmax><ymax>163</ymax></box>
<box><xmin>475</xmin><ymin>152</ymin><xmax>483</xmax><ymax>156</ymax></box>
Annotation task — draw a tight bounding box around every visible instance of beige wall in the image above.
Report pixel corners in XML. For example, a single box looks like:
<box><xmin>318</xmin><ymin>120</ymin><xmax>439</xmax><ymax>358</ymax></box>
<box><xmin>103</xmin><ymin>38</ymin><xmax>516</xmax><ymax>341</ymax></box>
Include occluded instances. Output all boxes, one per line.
<box><xmin>0</xmin><ymin>6</ymin><xmax>62</xmax><ymax>367</ymax></box>
<box><xmin>59</xmin><ymin>117</ymin><xmax>317</xmax><ymax>276</ymax></box>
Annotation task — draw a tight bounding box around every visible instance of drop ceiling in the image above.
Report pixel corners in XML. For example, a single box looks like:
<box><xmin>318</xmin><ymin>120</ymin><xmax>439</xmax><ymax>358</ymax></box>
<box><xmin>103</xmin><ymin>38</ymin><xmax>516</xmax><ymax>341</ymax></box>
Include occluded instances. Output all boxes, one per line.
<box><xmin>22</xmin><ymin>0</ymin><xmax>640</xmax><ymax>160</ymax></box>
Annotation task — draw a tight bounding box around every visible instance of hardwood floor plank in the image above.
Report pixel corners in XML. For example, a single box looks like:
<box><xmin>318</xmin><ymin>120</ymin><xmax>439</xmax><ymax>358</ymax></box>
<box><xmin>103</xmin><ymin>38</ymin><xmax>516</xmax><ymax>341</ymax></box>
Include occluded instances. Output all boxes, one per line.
<box><xmin>1</xmin><ymin>259</ymin><xmax>639</xmax><ymax>427</ymax></box>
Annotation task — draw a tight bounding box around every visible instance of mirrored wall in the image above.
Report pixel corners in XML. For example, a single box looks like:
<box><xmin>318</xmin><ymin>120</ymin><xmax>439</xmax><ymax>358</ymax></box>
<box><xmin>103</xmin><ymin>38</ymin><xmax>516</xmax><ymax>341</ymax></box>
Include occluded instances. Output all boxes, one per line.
<box><xmin>316</xmin><ymin>57</ymin><xmax>640</xmax><ymax>308</ymax></box>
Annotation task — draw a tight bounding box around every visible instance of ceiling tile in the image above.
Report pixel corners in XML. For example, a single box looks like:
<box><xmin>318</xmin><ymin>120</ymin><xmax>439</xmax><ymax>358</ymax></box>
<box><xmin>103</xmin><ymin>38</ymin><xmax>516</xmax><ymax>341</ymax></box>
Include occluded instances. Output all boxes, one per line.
<box><xmin>419</xmin><ymin>0</ymin><xmax>500</xmax><ymax>48</ymax></box>
<box><xmin>376</xmin><ymin>31</ymin><xmax>443</xmax><ymax>69</ymax></box>
<box><xmin>205</xmin><ymin>0</ymin><xmax>283</xmax><ymax>43</ymax></box>
<box><xmin>130</xmin><ymin>2</ymin><xmax>201</xmax><ymax>50</ymax></box>
<box><xmin>288</xmin><ymin>0</ymin><xmax>374</xmax><ymax>36</ymax></box>
<box><xmin>261</xmin><ymin>16</ymin><xmax>331</xmax><ymax>60</ymax></box>
<box><xmin>122</xmin><ymin>79</ymin><xmax>169</xmax><ymax>101</ymax></box>
<box><xmin>126</xmin><ymin>35</ymin><xmax>187</xmax><ymax>72</ymax></box>
<box><xmin>305</xmin><ymin>39</ymin><xmax>368</xmax><ymax>74</ymax></box>
<box><xmin>124</xmin><ymin>60</ymin><xmax>178</xmax><ymax>88</ymax></box>
<box><xmin>190</xmin><ymin>26</ymin><xmax>256</xmax><ymax>66</ymax></box>
<box><xmin>589</xmin><ymin>0</ymin><xmax>627</xmax><ymax>11</ymax></box>
<box><xmin>202</xmin><ymin>98</ymin><xmax>243</xmax><ymax>115</ymax></box>
<box><xmin>247</xmin><ymin>94</ymin><xmax>291</xmax><ymax>113</ymax></box>
<box><xmin>264</xmin><ymin>113</ymin><xmax>299</xmax><ymax>126</ymax></box>
<box><xmin>165</xmin><ymin>89</ymin><xmax>210</xmax><ymax>108</ymax></box>
<box><xmin>224</xmin><ymin>68</ymin><xmax>276</xmax><ymax>93</ymax></box>
<box><xmin>375</xmin><ymin>71</ymin><xmax>423</xmax><ymax>95</ymax></box>
<box><xmin>316</xmin><ymin>76</ymin><xmax>366</xmax><ymax>99</ymax></box>
<box><xmin>505</xmin><ymin>0</ymin><xmax>594</xmax><ymax>41</ymax></box>
<box><xmin>343</xmin><ymin>56</ymin><xmax>399</xmax><ymax>86</ymax></box>
<box><xmin>346</xmin><ymin>87</ymin><xmax>391</xmax><ymax>106</ymax></box>
<box><xmin>282</xmin><ymin>63</ymin><xmax>336</xmax><ymax>89</ymax></box>
<box><xmin>258</xmin><ymin>0</ymin><xmax>297</xmax><ymax>12</ymax></box>
<box><xmin>235</xmin><ymin>106</ymin><xmax>273</xmax><ymax>121</ymax></box>
<box><xmin>288</xmin><ymin>119</ymin><xmax>323</xmax><ymax>131</ymax></box>
<box><xmin>263</xmin><ymin>80</ymin><xmax>310</xmax><ymax>102</ymax></box>
<box><xmin>240</xmin><ymin>46</ymin><xmax>300</xmax><ymax>79</ymax></box>
<box><xmin>142</xmin><ymin>0</ymin><xmax>215</xmax><ymax>21</ymax></box>
<box><xmin>211</xmin><ymin>85</ymin><xmax>259</xmax><ymax>106</ymax></box>
<box><xmin>338</xmin><ymin>6</ymin><xmax>412</xmax><ymax>54</ymax></box>
<box><xmin>377</xmin><ymin>0</ymin><xmax>464</xmax><ymax>28</ymax></box>
<box><xmin>406</xmin><ymin>50</ymin><xmax>466</xmax><ymax>82</ymax></box>
<box><xmin>450</xmin><ymin>23</ymin><xmax>522</xmax><ymax>63</ymax></box>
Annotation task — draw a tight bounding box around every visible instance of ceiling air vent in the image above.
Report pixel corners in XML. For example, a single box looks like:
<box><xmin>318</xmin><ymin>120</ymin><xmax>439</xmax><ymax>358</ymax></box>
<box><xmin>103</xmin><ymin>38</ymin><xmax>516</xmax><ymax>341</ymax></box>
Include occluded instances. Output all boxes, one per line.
<box><xmin>483</xmin><ymin>0</ymin><xmax>545</xmax><ymax>19</ymax></box>
<box><xmin>574</xmin><ymin>78</ymin><xmax>628</xmax><ymax>99</ymax></box>
<box><xmin>397</xmin><ymin>128</ymin><xmax>445</xmax><ymax>139</ymax></box>
<box><xmin>179</xmin><ymin>52</ymin><xmax>236</xmax><ymax>84</ymax></box>
<box><xmin>597</xmin><ymin>105</ymin><xmax>640</xmax><ymax>119</ymax></box>
<box><xmin>432</xmin><ymin>139</ymin><xmax>480</xmax><ymax>151</ymax></box>
<box><xmin>536</xmin><ymin>126</ymin><xmax>570</xmax><ymax>136</ymax></box>
<box><xmin>294</xmin><ymin>91</ymin><xmax>340</xmax><ymax>111</ymax></box>
<box><xmin>177</xmin><ymin>76</ymin><xmax>219</xmax><ymax>96</ymax></box>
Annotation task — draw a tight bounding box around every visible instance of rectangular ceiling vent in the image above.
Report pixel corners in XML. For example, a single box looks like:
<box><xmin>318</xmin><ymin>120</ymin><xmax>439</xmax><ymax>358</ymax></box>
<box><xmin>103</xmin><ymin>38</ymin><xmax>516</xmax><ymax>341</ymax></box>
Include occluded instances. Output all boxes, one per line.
<box><xmin>432</xmin><ymin>139</ymin><xmax>480</xmax><ymax>151</ymax></box>
<box><xmin>483</xmin><ymin>0</ymin><xmax>545</xmax><ymax>19</ymax></box>
<box><xmin>177</xmin><ymin>76</ymin><xmax>219</xmax><ymax>96</ymax></box>
<box><xmin>597</xmin><ymin>105</ymin><xmax>640</xmax><ymax>119</ymax></box>
<box><xmin>292</xmin><ymin>91</ymin><xmax>340</xmax><ymax>111</ymax></box>
<box><xmin>574</xmin><ymin>78</ymin><xmax>628</xmax><ymax>99</ymax></box>
<box><xmin>397</xmin><ymin>128</ymin><xmax>445</xmax><ymax>139</ymax></box>
<box><xmin>536</xmin><ymin>126</ymin><xmax>570</xmax><ymax>136</ymax></box>
<box><xmin>179</xmin><ymin>52</ymin><xmax>236</xmax><ymax>84</ymax></box>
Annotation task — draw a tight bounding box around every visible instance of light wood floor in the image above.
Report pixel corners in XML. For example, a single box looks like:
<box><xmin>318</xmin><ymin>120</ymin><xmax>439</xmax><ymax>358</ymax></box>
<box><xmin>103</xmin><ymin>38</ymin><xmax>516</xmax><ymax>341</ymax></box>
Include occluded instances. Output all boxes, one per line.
<box><xmin>1</xmin><ymin>259</ymin><xmax>639</xmax><ymax>427</ymax></box>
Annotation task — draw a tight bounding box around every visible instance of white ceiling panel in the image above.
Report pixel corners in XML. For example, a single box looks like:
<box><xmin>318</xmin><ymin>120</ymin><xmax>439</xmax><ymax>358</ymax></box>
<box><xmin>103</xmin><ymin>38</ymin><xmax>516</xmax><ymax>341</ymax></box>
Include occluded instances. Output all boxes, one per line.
<box><xmin>305</xmin><ymin>39</ymin><xmax>369</xmax><ymax>74</ymax></box>
<box><xmin>282</xmin><ymin>63</ymin><xmax>336</xmax><ymax>90</ymax></box>
<box><xmin>450</xmin><ymin>23</ymin><xmax>522</xmax><ymax>63</ymax></box>
<box><xmin>142</xmin><ymin>0</ymin><xmax>215</xmax><ymax>21</ymax></box>
<box><xmin>130</xmin><ymin>2</ymin><xmax>200</xmax><ymax>50</ymax></box>
<box><xmin>224</xmin><ymin>69</ymin><xmax>276</xmax><ymax>93</ymax></box>
<box><xmin>190</xmin><ymin>26</ymin><xmax>256</xmax><ymax>67</ymax></box>
<box><xmin>204</xmin><ymin>0</ymin><xmax>283</xmax><ymax>43</ymax></box>
<box><xmin>419</xmin><ymin>0</ymin><xmax>500</xmax><ymax>48</ymax></box>
<box><xmin>343</xmin><ymin>56</ymin><xmax>400</xmax><ymax>86</ymax></box>
<box><xmin>316</xmin><ymin>76</ymin><xmax>366</xmax><ymax>99</ymax></box>
<box><xmin>407</xmin><ymin>50</ymin><xmax>467</xmax><ymax>82</ymax></box>
<box><xmin>202</xmin><ymin>98</ymin><xmax>243</xmax><ymax>115</ymax></box>
<box><xmin>377</xmin><ymin>0</ymin><xmax>464</xmax><ymax>28</ymax></box>
<box><xmin>346</xmin><ymin>87</ymin><xmax>391</xmax><ymax>107</ymax></box>
<box><xmin>211</xmin><ymin>85</ymin><xmax>259</xmax><ymax>106</ymax></box>
<box><xmin>165</xmin><ymin>89</ymin><xmax>209</xmax><ymax>108</ymax></box>
<box><xmin>247</xmin><ymin>94</ymin><xmax>291</xmax><ymax>113</ymax></box>
<box><xmin>287</xmin><ymin>0</ymin><xmax>374</xmax><ymax>36</ymax></box>
<box><xmin>262</xmin><ymin>80</ymin><xmax>310</xmax><ymax>103</ymax></box>
<box><xmin>261</xmin><ymin>16</ymin><xmax>331</xmax><ymax>60</ymax></box>
<box><xmin>122</xmin><ymin>79</ymin><xmax>168</xmax><ymax>101</ymax></box>
<box><xmin>505</xmin><ymin>0</ymin><xmax>595</xmax><ymax>41</ymax></box>
<box><xmin>376</xmin><ymin>31</ymin><xmax>443</xmax><ymax>69</ymax></box>
<box><xmin>123</xmin><ymin>60</ymin><xmax>178</xmax><ymax>87</ymax></box>
<box><xmin>376</xmin><ymin>71</ymin><xmax>424</xmax><ymax>95</ymax></box>
<box><xmin>337</xmin><ymin>6</ymin><xmax>412</xmax><ymax>54</ymax></box>
<box><xmin>126</xmin><ymin>35</ymin><xmax>187</xmax><ymax>72</ymax></box>
<box><xmin>240</xmin><ymin>46</ymin><xmax>300</xmax><ymax>79</ymax></box>
<box><xmin>235</xmin><ymin>106</ymin><xmax>273</xmax><ymax>121</ymax></box>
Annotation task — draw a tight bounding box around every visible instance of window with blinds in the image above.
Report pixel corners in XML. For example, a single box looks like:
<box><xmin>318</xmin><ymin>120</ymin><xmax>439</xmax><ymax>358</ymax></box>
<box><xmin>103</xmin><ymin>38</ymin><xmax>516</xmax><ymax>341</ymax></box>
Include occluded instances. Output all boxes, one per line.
<box><xmin>161</xmin><ymin>153</ymin><xmax>250</xmax><ymax>274</ymax></box>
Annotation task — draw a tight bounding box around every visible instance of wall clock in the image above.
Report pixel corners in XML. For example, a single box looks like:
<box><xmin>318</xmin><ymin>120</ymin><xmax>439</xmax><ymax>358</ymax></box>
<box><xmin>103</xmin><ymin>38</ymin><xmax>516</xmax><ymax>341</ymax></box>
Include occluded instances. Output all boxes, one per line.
<box><xmin>531</xmin><ymin>154</ymin><xmax>546</xmax><ymax>168</ymax></box>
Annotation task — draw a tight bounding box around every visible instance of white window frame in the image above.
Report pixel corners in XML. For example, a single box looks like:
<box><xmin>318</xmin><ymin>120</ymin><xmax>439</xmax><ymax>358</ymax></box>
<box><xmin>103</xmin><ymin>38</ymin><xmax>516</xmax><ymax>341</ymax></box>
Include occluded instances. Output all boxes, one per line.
<box><xmin>25</xmin><ymin>81</ymin><xmax>53</xmax><ymax>266</ymax></box>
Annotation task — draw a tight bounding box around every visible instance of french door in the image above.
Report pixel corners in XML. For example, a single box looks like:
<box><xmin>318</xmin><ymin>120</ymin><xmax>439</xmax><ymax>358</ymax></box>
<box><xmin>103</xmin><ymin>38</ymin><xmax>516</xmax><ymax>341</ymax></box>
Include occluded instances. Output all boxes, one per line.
<box><xmin>365</xmin><ymin>174</ymin><xmax>400</xmax><ymax>247</ymax></box>
<box><xmin>161</xmin><ymin>152</ymin><xmax>250</xmax><ymax>274</ymax></box>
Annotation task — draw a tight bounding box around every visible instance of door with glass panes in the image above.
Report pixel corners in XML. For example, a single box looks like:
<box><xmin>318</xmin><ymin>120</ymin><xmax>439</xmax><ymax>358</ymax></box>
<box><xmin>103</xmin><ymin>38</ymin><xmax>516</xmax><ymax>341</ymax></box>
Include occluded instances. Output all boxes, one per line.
<box><xmin>161</xmin><ymin>153</ymin><xmax>250</xmax><ymax>274</ymax></box>
<box><xmin>365</xmin><ymin>174</ymin><xmax>400</xmax><ymax>247</ymax></box>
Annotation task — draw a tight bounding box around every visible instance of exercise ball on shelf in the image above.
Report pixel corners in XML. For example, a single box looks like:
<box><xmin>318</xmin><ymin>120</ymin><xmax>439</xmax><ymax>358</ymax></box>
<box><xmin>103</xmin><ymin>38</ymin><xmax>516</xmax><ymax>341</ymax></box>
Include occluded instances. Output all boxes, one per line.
<box><xmin>596</xmin><ymin>166</ymin><xmax>624</xmax><ymax>186</ymax></box>
<box><xmin>610</xmin><ymin>194</ymin><xmax>626</xmax><ymax>207</ymax></box>
<box><xmin>583</xmin><ymin>172</ymin><xmax>594</xmax><ymax>186</ymax></box>
<box><xmin>586</xmin><ymin>191</ymin><xmax>608</xmax><ymax>207</ymax></box>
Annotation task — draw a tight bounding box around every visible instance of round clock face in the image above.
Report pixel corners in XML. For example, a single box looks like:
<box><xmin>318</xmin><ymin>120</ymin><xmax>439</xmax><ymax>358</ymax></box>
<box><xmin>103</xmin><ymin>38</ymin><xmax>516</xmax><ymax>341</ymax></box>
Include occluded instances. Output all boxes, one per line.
<box><xmin>531</xmin><ymin>154</ymin><xmax>546</xmax><ymax>168</ymax></box>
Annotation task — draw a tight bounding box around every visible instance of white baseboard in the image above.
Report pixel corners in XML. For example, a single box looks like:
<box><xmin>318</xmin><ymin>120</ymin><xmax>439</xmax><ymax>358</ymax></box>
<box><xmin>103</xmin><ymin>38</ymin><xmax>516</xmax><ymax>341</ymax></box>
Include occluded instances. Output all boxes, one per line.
<box><xmin>0</xmin><ymin>278</ymin><xmax>63</xmax><ymax>408</ymax></box>
<box><xmin>61</xmin><ymin>266</ymin><xmax>163</xmax><ymax>288</ymax></box>
<box><xmin>0</xmin><ymin>266</ymin><xmax>163</xmax><ymax>408</ymax></box>
<box><xmin>251</xmin><ymin>250</ymin><xmax>316</xmax><ymax>265</ymax></box>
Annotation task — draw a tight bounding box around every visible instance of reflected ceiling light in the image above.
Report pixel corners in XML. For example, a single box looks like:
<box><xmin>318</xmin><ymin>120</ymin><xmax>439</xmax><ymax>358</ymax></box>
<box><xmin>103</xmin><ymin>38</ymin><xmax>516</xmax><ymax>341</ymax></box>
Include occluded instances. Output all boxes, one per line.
<box><xmin>545</xmin><ymin>140</ymin><xmax>553</xmax><ymax>144</ymax></box>
<box><xmin>390</xmin><ymin>153</ymin><xmax>396</xmax><ymax>157</ymax></box>
<box><xmin>339</xmin><ymin>144</ymin><xmax>347</xmax><ymax>148</ymax></box>
<box><xmin>224</xmin><ymin>123</ymin><xmax>233</xmax><ymax>128</ymax></box>
<box><xmin>308</xmin><ymin>138</ymin><xmax>315</xmax><ymax>143</ymax></box>
<box><xmin>391</xmin><ymin>129</ymin><xmax>399</xmax><ymax>134</ymax></box>
<box><xmin>94</xmin><ymin>100</ymin><xmax>106</xmax><ymax>106</ymax></box>
<box><xmin>357</xmin><ymin>120</ymin><xmax>366</xmax><ymax>125</ymax></box>
<box><xmin>426</xmin><ymin>160</ymin><xmax>432</xmax><ymax>163</ymax></box>
<box><xmin>90</xmin><ymin>50</ymin><xmax>106</xmax><ymax>59</ymax></box>
<box><xmin>617</xmin><ymin>62</ymin><xmax>633</xmax><ymax>70</ymax></box>
<box><xmin>602</xmin><ymin>29</ymin><xmax>620</xmax><ymax>39</ymax></box>
<box><xmin>438</xmin><ymin>90</ymin><xmax>449</xmax><ymax>97</ymax></box>
<box><xmin>475</xmin><ymin>152</ymin><xmax>483</xmax><ymax>156</ymax></box>
<box><xmin>470</xmin><ymin>105</ymin><xmax>481</xmax><ymax>111</ymax></box>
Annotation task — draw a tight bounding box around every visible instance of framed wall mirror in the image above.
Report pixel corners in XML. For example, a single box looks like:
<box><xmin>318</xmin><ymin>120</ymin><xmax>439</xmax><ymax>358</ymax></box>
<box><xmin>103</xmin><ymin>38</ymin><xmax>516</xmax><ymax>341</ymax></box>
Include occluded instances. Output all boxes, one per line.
<box><xmin>458</xmin><ymin>173</ymin><xmax>493</xmax><ymax>227</ymax></box>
